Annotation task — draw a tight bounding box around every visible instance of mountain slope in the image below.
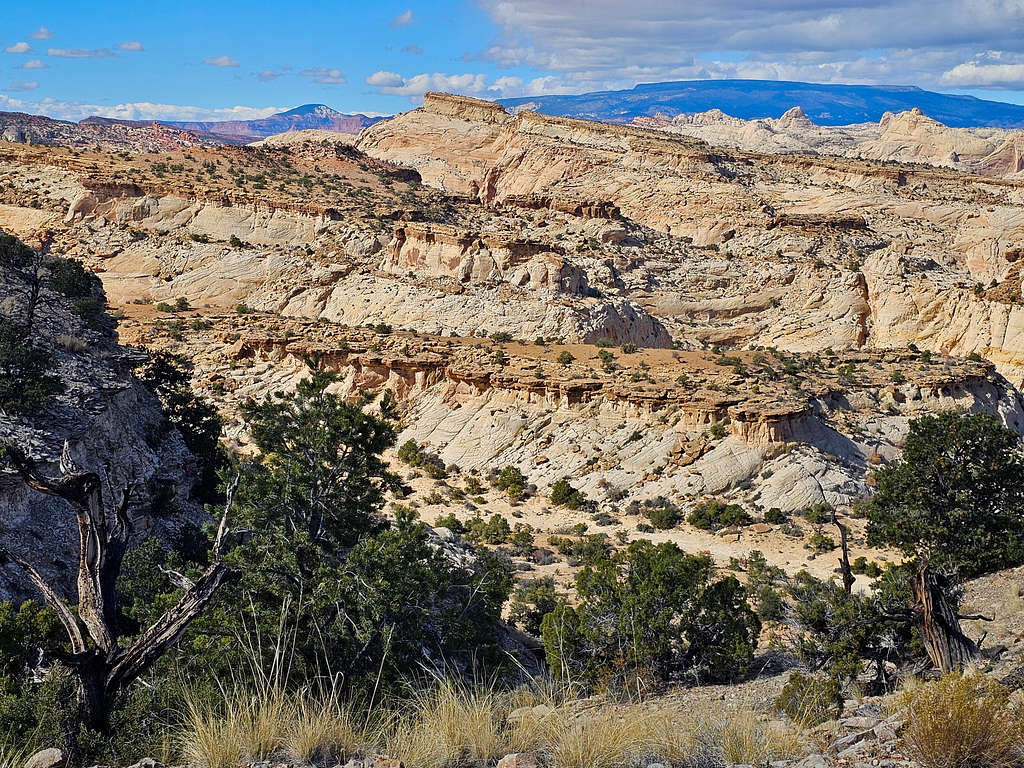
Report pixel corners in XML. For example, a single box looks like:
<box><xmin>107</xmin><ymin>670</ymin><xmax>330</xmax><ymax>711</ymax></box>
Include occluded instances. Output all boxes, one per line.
<box><xmin>498</xmin><ymin>79</ymin><xmax>1024</xmax><ymax>128</ymax></box>
<box><xmin>164</xmin><ymin>104</ymin><xmax>383</xmax><ymax>142</ymax></box>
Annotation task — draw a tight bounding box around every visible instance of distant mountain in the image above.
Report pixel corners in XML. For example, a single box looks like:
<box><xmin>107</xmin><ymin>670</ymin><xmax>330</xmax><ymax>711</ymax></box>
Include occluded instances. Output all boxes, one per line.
<box><xmin>498</xmin><ymin>80</ymin><xmax>1024</xmax><ymax>128</ymax></box>
<box><xmin>162</xmin><ymin>104</ymin><xmax>384</xmax><ymax>143</ymax></box>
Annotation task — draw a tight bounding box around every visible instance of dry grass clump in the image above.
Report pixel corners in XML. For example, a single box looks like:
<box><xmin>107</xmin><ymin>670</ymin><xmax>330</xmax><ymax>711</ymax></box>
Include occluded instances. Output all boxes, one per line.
<box><xmin>0</xmin><ymin>746</ymin><xmax>27</xmax><ymax>768</ymax></box>
<box><xmin>285</xmin><ymin>692</ymin><xmax>370</xmax><ymax>765</ymax></box>
<box><xmin>176</xmin><ymin>678</ymin><xmax>809</xmax><ymax>768</ymax></box>
<box><xmin>384</xmin><ymin>681</ymin><xmax>510</xmax><ymax>768</ymax></box>
<box><xmin>178</xmin><ymin>687</ymin><xmax>289</xmax><ymax>768</ymax></box>
<box><xmin>540</xmin><ymin>704</ymin><xmax>653</xmax><ymax>768</ymax></box>
<box><xmin>647</xmin><ymin>709</ymin><xmax>803</xmax><ymax>768</ymax></box>
<box><xmin>900</xmin><ymin>672</ymin><xmax>1024</xmax><ymax>768</ymax></box>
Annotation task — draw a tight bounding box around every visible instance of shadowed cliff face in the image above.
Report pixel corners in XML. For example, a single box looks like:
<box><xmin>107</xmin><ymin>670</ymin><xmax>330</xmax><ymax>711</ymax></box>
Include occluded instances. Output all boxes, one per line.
<box><xmin>0</xmin><ymin>231</ymin><xmax>204</xmax><ymax>602</ymax></box>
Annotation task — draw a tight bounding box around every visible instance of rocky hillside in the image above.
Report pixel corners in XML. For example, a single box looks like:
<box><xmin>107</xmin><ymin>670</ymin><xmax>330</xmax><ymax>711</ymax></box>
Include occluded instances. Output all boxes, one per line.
<box><xmin>4</xmin><ymin>93</ymin><xmax>1024</xmax><ymax>583</ymax></box>
<box><xmin>636</xmin><ymin>106</ymin><xmax>1024</xmax><ymax>178</ymax></box>
<box><xmin>0</xmin><ymin>111</ymin><xmax>226</xmax><ymax>152</ymax></box>
<box><xmin>0</xmin><ymin>230</ymin><xmax>204</xmax><ymax>602</ymax></box>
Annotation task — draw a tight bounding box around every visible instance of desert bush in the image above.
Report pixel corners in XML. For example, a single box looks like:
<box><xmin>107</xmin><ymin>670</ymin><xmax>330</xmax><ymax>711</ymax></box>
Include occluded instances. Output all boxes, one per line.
<box><xmin>551</xmin><ymin>478</ymin><xmax>586</xmax><ymax>510</ymax></box>
<box><xmin>645</xmin><ymin>505</ymin><xmax>681</xmax><ymax>529</ymax></box>
<box><xmin>764</xmin><ymin>507</ymin><xmax>787</xmax><ymax>524</ymax></box>
<box><xmin>900</xmin><ymin>672</ymin><xmax>1024</xmax><ymax>768</ymax></box>
<box><xmin>775</xmin><ymin>672</ymin><xmax>843</xmax><ymax>726</ymax></box>
<box><xmin>509</xmin><ymin>577</ymin><xmax>559</xmax><ymax>636</ymax></box>
<box><xmin>688</xmin><ymin>500</ymin><xmax>751</xmax><ymax>531</ymax></box>
<box><xmin>0</xmin><ymin>318</ymin><xmax>63</xmax><ymax>414</ymax></box>
<box><xmin>541</xmin><ymin>540</ymin><xmax>760</xmax><ymax>690</ymax></box>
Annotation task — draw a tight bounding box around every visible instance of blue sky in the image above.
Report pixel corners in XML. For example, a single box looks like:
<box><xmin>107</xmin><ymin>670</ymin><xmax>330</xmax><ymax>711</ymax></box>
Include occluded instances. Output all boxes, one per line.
<box><xmin>3</xmin><ymin>0</ymin><xmax>1024</xmax><ymax>121</ymax></box>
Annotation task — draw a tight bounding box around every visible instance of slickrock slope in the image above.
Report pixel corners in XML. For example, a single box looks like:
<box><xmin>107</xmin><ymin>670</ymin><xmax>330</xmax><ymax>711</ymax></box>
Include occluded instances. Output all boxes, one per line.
<box><xmin>111</xmin><ymin>307</ymin><xmax>1023</xmax><ymax>580</ymax></box>
<box><xmin>4</xmin><ymin>93</ymin><xmax>1024</xmax><ymax>581</ymax></box>
<box><xmin>637</xmin><ymin>106</ymin><xmax>1024</xmax><ymax>178</ymax></box>
<box><xmin>358</xmin><ymin>93</ymin><xmax>1024</xmax><ymax>385</ymax></box>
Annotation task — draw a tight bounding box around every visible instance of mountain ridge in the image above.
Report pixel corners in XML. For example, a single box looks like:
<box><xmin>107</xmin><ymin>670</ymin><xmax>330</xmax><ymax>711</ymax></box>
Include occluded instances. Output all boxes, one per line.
<box><xmin>497</xmin><ymin>79</ymin><xmax>1024</xmax><ymax>128</ymax></box>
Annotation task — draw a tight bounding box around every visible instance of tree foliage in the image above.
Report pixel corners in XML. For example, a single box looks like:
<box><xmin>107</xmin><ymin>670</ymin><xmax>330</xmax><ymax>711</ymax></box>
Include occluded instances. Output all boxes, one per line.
<box><xmin>867</xmin><ymin>411</ymin><xmax>1024</xmax><ymax>577</ymax></box>
<box><xmin>540</xmin><ymin>540</ymin><xmax>760</xmax><ymax>691</ymax></box>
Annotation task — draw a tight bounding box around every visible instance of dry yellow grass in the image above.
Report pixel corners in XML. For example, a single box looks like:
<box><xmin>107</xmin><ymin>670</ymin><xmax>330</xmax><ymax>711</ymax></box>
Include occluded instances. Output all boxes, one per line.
<box><xmin>900</xmin><ymin>672</ymin><xmax>1024</xmax><ymax>768</ymax></box>
<box><xmin>539</xmin><ymin>704</ymin><xmax>653</xmax><ymax>768</ymax></box>
<box><xmin>384</xmin><ymin>681</ymin><xmax>509</xmax><ymax>768</ymax></box>
<box><xmin>0</xmin><ymin>746</ymin><xmax>27</xmax><ymax>768</ymax></box>
<box><xmin>176</xmin><ymin>678</ymin><xmax>810</xmax><ymax>768</ymax></box>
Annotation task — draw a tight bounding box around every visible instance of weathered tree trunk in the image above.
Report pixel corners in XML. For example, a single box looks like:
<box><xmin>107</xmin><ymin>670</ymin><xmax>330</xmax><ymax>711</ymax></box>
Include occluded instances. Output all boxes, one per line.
<box><xmin>77</xmin><ymin>653</ymin><xmax>110</xmax><ymax>734</ymax></box>
<box><xmin>912</xmin><ymin>565</ymin><xmax>978</xmax><ymax>672</ymax></box>
<box><xmin>1</xmin><ymin>442</ymin><xmax>238</xmax><ymax>736</ymax></box>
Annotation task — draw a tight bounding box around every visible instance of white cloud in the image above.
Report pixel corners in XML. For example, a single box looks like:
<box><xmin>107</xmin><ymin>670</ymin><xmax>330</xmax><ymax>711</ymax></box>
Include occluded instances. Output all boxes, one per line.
<box><xmin>118</xmin><ymin>41</ymin><xmax>144</xmax><ymax>51</ymax></box>
<box><xmin>474</xmin><ymin>0</ymin><xmax>1024</xmax><ymax>91</ymax></box>
<box><xmin>0</xmin><ymin>93</ymin><xmax>284</xmax><ymax>122</ymax></box>
<box><xmin>4</xmin><ymin>81</ymin><xmax>39</xmax><ymax>92</ymax></box>
<box><xmin>365</xmin><ymin>70</ymin><xmax>540</xmax><ymax>100</ymax></box>
<box><xmin>389</xmin><ymin>9</ymin><xmax>414</xmax><ymax>27</ymax></box>
<box><xmin>48</xmin><ymin>47</ymin><xmax>117</xmax><ymax>58</ymax></box>
<box><xmin>204</xmin><ymin>55</ymin><xmax>239</xmax><ymax>67</ymax></box>
<box><xmin>20</xmin><ymin>59</ymin><xmax>46</xmax><ymax>69</ymax></box>
<box><xmin>30</xmin><ymin>27</ymin><xmax>53</xmax><ymax>40</ymax></box>
<box><xmin>366</xmin><ymin>70</ymin><xmax>405</xmax><ymax>88</ymax></box>
<box><xmin>300</xmin><ymin>66</ymin><xmax>346</xmax><ymax>84</ymax></box>
<box><xmin>402</xmin><ymin>44</ymin><xmax>424</xmax><ymax>55</ymax></box>
<box><xmin>4</xmin><ymin>42</ymin><xmax>31</xmax><ymax>54</ymax></box>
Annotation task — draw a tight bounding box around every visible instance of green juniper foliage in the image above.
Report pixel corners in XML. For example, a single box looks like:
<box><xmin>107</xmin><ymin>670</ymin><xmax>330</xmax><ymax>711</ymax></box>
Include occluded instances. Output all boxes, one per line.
<box><xmin>541</xmin><ymin>540</ymin><xmax>760</xmax><ymax>690</ymax></box>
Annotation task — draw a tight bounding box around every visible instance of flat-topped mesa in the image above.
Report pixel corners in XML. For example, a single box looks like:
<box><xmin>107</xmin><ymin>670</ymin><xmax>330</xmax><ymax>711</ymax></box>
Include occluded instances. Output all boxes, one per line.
<box><xmin>381</xmin><ymin>221</ymin><xmax>589</xmax><ymax>293</ymax></box>
<box><xmin>422</xmin><ymin>92</ymin><xmax>511</xmax><ymax>124</ymax></box>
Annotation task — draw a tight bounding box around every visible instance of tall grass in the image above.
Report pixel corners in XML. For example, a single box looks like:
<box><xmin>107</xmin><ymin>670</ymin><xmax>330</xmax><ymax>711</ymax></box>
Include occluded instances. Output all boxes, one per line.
<box><xmin>0</xmin><ymin>746</ymin><xmax>27</xmax><ymax>768</ymax></box>
<box><xmin>900</xmin><ymin>672</ymin><xmax>1024</xmax><ymax>768</ymax></box>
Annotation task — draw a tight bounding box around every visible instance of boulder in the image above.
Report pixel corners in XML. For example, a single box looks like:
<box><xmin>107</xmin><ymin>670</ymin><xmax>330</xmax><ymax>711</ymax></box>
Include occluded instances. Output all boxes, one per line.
<box><xmin>24</xmin><ymin>749</ymin><xmax>66</xmax><ymax>768</ymax></box>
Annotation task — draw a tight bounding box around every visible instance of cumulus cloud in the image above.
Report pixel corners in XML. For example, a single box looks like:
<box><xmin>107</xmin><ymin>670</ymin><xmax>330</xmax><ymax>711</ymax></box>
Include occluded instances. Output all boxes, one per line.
<box><xmin>49</xmin><ymin>47</ymin><xmax>117</xmax><ymax>58</ymax></box>
<box><xmin>389</xmin><ymin>9</ymin><xmax>414</xmax><ymax>27</ymax></box>
<box><xmin>366</xmin><ymin>70</ymin><xmax>405</xmax><ymax>88</ymax></box>
<box><xmin>4</xmin><ymin>81</ymin><xmax>39</xmax><ymax>92</ymax></box>
<box><xmin>474</xmin><ymin>0</ymin><xmax>1024</xmax><ymax>91</ymax></box>
<box><xmin>118</xmin><ymin>41</ymin><xmax>144</xmax><ymax>51</ymax></box>
<box><xmin>30</xmin><ymin>27</ymin><xmax>53</xmax><ymax>40</ymax></box>
<box><xmin>364</xmin><ymin>70</ymin><xmax>558</xmax><ymax>100</ymax></box>
<box><xmin>204</xmin><ymin>55</ymin><xmax>239</xmax><ymax>67</ymax></box>
<box><xmin>20</xmin><ymin>58</ymin><xmax>45</xmax><ymax>69</ymax></box>
<box><xmin>0</xmin><ymin>93</ymin><xmax>284</xmax><ymax>122</ymax></box>
<box><xmin>300</xmin><ymin>66</ymin><xmax>346</xmax><ymax>84</ymax></box>
<box><xmin>4</xmin><ymin>42</ymin><xmax>31</xmax><ymax>54</ymax></box>
<box><xmin>402</xmin><ymin>44</ymin><xmax>424</xmax><ymax>55</ymax></box>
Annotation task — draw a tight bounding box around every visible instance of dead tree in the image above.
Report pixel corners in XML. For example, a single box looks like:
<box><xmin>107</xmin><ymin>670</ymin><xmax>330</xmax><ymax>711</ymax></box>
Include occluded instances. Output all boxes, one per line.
<box><xmin>0</xmin><ymin>441</ymin><xmax>238</xmax><ymax>733</ymax></box>
<box><xmin>832</xmin><ymin>508</ymin><xmax>855</xmax><ymax>595</ymax></box>
<box><xmin>912</xmin><ymin>565</ymin><xmax>982</xmax><ymax>672</ymax></box>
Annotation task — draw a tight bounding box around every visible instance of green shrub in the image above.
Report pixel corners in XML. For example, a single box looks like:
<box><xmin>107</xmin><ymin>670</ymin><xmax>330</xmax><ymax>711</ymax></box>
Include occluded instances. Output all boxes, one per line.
<box><xmin>764</xmin><ymin>507</ymin><xmax>787</xmax><ymax>524</ymax></box>
<box><xmin>509</xmin><ymin>577</ymin><xmax>558</xmax><ymax>636</ymax></box>
<box><xmin>541</xmin><ymin>540</ymin><xmax>760</xmax><ymax>689</ymax></box>
<box><xmin>71</xmin><ymin>297</ymin><xmax>104</xmax><ymax>325</ymax></box>
<box><xmin>645</xmin><ymin>506</ymin><xmax>681</xmax><ymax>530</ymax></box>
<box><xmin>155</xmin><ymin>301</ymin><xmax>176</xmax><ymax>313</ymax></box>
<box><xmin>551</xmin><ymin>478</ymin><xmax>586</xmax><ymax>510</ymax></box>
<box><xmin>688</xmin><ymin>500</ymin><xmax>751</xmax><ymax>531</ymax></box>
<box><xmin>775</xmin><ymin>673</ymin><xmax>843</xmax><ymax>726</ymax></box>
<box><xmin>496</xmin><ymin>465</ymin><xmax>526</xmax><ymax>500</ymax></box>
<box><xmin>0</xmin><ymin>319</ymin><xmax>63</xmax><ymax>414</ymax></box>
<box><xmin>48</xmin><ymin>258</ymin><xmax>94</xmax><ymax>298</ymax></box>
<box><xmin>396</xmin><ymin>439</ymin><xmax>447</xmax><ymax>479</ymax></box>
